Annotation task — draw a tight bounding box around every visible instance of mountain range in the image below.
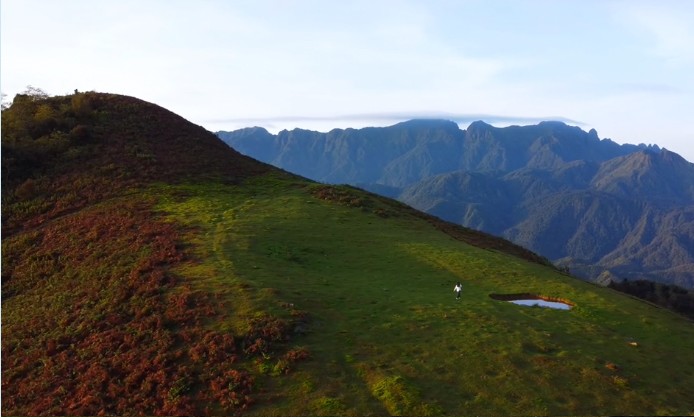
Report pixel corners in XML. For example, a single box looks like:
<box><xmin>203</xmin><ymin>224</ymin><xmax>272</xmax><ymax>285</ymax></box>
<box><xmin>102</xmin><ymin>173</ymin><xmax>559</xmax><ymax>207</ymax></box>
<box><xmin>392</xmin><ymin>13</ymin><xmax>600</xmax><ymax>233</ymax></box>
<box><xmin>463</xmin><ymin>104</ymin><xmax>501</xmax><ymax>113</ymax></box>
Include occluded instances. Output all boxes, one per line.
<box><xmin>218</xmin><ymin>120</ymin><xmax>694</xmax><ymax>288</ymax></box>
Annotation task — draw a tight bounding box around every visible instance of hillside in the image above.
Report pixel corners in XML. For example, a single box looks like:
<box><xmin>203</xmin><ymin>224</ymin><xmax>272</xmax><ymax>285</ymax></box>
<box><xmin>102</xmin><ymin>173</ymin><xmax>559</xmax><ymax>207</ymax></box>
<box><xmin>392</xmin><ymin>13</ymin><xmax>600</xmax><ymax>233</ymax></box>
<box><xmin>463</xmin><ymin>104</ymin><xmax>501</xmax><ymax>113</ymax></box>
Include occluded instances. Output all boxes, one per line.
<box><xmin>219</xmin><ymin>122</ymin><xmax>694</xmax><ymax>288</ymax></box>
<box><xmin>3</xmin><ymin>93</ymin><xmax>694</xmax><ymax>416</ymax></box>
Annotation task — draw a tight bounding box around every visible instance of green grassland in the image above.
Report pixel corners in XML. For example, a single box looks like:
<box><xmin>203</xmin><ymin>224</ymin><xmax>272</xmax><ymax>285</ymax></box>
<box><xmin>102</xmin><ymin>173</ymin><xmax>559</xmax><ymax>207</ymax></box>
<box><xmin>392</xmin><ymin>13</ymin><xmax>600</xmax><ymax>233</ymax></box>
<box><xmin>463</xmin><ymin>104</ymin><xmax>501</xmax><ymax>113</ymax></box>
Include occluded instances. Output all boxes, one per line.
<box><xmin>156</xmin><ymin>172</ymin><xmax>694</xmax><ymax>416</ymax></box>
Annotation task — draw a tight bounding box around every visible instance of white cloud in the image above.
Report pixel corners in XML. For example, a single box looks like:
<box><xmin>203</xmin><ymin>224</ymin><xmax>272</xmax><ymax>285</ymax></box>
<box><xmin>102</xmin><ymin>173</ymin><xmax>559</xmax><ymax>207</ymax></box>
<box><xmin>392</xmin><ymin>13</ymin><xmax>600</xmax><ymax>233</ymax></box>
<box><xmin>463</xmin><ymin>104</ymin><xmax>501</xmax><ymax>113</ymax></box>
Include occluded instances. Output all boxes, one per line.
<box><xmin>612</xmin><ymin>1</ymin><xmax>694</xmax><ymax>66</ymax></box>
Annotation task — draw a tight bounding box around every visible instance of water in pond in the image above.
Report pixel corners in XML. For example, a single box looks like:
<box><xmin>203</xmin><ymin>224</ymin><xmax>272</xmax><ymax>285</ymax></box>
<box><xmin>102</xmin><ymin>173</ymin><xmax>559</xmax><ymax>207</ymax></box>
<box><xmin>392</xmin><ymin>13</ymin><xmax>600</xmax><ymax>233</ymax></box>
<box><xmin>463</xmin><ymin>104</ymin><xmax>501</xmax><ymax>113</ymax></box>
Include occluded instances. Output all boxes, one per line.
<box><xmin>508</xmin><ymin>299</ymin><xmax>572</xmax><ymax>310</ymax></box>
<box><xmin>489</xmin><ymin>293</ymin><xmax>573</xmax><ymax>310</ymax></box>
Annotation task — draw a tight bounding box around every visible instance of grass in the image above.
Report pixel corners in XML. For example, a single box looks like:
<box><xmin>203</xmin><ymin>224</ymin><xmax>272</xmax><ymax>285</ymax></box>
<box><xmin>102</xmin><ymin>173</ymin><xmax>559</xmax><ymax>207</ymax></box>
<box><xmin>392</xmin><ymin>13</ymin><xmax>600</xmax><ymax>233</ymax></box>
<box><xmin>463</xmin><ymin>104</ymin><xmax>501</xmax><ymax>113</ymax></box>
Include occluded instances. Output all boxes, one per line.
<box><xmin>154</xmin><ymin>172</ymin><xmax>694</xmax><ymax>416</ymax></box>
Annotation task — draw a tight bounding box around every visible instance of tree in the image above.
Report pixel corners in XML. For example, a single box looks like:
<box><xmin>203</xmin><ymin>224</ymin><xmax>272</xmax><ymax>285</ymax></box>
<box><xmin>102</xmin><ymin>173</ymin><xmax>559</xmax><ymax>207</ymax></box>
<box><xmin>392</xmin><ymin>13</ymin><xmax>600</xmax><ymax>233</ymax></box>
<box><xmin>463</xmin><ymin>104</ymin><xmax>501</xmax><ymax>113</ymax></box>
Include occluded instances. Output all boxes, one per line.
<box><xmin>22</xmin><ymin>85</ymin><xmax>50</xmax><ymax>100</ymax></box>
<box><xmin>71</xmin><ymin>93</ymin><xmax>93</xmax><ymax>118</ymax></box>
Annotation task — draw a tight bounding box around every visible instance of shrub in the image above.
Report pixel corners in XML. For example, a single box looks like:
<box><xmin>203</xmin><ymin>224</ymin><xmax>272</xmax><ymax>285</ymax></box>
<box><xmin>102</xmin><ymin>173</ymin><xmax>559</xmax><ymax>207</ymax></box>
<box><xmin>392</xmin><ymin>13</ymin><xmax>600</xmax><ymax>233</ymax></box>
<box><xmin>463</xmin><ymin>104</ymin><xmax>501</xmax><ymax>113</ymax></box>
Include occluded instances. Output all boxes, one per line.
<box><xmin>14</xmin><ymin>178</ymin><xmax>36</xmax><ymax>200</ymax></box>
<box><xmin>71</xmin><ymin>93</ymin><xmax>93</xmax><ymax>118</ymax></box>
<box><xmin>69</xmin><ymin>124</ymin><xmax>91</xmax><ymax>143</ymax></box>
<box><xmin>242</xmin><ymin>315</ymin><xmax>290</xmax><ymax>355</ymax></box>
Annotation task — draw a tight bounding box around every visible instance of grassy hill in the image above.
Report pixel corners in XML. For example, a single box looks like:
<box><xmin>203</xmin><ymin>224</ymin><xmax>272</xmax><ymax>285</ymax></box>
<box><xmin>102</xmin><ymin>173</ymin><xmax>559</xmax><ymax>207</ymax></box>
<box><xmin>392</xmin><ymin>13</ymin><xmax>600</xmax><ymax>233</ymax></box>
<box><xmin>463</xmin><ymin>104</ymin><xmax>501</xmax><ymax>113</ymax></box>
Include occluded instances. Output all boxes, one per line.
<box><xmin>3</xmin><ymin>93</ymin><xmax>694</xmax><ymax>415</ymax></box>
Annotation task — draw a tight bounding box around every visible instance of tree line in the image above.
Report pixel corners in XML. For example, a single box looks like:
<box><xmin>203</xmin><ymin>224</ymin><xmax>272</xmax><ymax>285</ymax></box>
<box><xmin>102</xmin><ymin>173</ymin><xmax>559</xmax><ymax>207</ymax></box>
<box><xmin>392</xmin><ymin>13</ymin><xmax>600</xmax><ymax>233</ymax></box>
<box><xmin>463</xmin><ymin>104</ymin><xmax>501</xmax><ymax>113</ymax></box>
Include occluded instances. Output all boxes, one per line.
<box><xmin>609</xmin><ymin>280</ymin><xmax>694</xmax><ymax>320</ymax></box>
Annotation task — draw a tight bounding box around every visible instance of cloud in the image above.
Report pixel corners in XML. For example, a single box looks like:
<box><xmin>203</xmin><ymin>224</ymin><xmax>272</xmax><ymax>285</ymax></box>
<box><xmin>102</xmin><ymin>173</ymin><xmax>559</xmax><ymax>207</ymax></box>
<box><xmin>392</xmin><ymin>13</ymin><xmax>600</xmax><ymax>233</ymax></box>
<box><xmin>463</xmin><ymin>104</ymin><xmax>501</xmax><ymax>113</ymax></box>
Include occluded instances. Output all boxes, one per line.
<box><xmin>613</xmin><ymin>2</ymin><xmax>694</xmax><ymax>66</ymax></box>
<box><xmin>206</xmin><ymin>112</ymin><xmax>583</xmax><ymax>132</ymax></box>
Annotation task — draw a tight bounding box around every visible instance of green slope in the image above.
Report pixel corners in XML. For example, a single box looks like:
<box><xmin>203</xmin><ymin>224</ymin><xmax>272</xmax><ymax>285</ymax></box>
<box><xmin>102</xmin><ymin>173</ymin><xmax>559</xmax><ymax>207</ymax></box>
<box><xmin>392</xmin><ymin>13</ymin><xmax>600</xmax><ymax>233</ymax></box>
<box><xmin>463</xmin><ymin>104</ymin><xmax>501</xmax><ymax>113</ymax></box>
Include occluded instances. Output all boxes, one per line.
<box><xmin>3</xmin><ymin>93</ymin><xmax>694</xmax><ymax>416</ymax></box>
<box><xmin>155</xmin><ymin>173</ymin><xmax>694</xmax><ymax>416</ymax></box>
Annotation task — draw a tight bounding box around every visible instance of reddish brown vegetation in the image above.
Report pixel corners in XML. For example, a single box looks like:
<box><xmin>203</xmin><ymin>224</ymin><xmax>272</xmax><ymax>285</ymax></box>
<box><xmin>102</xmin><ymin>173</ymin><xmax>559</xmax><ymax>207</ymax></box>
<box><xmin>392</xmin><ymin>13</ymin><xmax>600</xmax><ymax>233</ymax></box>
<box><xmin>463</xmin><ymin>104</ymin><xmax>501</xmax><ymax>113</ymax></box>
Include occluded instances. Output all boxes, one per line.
<box><xmin>312</xmin><ymin>185</ymin><xmax>371</xmax><ymax>209</ymax></box>
<box><xmin>1</xmin><ymin>93</ymin><xmax>305</xmax><ymax>415</ymax></box>
<box><xmin>311</xmin><ymin>185</ymin><xmax>395</xmax><ymax>218</ymax></box>
<box><xmin>2</xmin><ymin>197</ymin><xmax>308</xmax><ymax>415</ymax></box>
<box><xmin>2</xmin><ymin>92</ymin><xmax>270</xmax><ymax>234</ymax></box>
<box><xmin>243</xmin><ymin>316</ymin><xmax>291</xmax><ymax>356</ymax></box>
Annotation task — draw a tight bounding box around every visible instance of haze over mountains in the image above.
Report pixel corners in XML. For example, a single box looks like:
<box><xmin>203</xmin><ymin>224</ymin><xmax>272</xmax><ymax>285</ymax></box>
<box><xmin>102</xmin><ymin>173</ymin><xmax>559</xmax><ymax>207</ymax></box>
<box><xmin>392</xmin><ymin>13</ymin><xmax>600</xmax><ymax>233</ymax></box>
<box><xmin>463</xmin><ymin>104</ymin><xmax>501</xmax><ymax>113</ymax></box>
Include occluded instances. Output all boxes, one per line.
<box><xmin>219</xmin><ymin>120</ymin><xmax>694</xmax><ymax>289</ymax></box>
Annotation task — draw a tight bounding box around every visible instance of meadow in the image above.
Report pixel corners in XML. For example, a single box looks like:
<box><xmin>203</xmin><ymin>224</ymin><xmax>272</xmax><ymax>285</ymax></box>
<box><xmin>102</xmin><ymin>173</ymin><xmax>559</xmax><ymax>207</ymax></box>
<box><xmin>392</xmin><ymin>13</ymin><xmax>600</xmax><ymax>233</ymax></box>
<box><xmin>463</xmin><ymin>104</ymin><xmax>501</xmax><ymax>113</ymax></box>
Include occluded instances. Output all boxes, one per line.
<box><xmin>156</xmin><ymin>172</ymin><xmax>694</xmax><ymax>416</ymax></box>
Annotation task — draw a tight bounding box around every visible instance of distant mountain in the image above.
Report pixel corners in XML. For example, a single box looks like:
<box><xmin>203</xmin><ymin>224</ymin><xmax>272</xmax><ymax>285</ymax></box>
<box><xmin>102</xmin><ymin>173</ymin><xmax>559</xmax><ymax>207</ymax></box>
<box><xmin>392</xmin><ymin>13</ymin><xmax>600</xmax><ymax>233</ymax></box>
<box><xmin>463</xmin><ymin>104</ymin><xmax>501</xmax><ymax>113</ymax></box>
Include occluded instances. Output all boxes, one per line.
<box><xmin>218</xmin><ymin>121</ymin><xmax>694</xmax><ymax>288</ymax></box>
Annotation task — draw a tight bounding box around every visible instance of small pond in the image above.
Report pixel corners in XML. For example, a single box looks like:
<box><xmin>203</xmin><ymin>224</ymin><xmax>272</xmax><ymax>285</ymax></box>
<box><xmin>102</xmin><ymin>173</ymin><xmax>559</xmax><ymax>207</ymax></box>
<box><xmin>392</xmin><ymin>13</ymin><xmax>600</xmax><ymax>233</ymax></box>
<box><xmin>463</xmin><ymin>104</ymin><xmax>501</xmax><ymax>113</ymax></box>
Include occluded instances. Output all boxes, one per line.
<box><xmin>490</xmin><ymin>293</ymin><xmax>573</xmax><ymax>310</ymax></box>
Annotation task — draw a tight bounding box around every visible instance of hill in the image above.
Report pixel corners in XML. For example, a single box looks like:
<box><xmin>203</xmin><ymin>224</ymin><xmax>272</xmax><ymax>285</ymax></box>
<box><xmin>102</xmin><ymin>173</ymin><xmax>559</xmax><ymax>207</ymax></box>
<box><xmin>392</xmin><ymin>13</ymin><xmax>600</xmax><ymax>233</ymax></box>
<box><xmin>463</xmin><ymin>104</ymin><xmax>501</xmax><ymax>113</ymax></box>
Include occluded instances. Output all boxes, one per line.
<box><xmin>3</xmin><ymin>93</ymin><xmax>694</xmax><ymax>415</ymax></box>
<box><xmin>219</xmin><ymin>121</ymin><xmax>694</xmax><ymax>288</ymax></box>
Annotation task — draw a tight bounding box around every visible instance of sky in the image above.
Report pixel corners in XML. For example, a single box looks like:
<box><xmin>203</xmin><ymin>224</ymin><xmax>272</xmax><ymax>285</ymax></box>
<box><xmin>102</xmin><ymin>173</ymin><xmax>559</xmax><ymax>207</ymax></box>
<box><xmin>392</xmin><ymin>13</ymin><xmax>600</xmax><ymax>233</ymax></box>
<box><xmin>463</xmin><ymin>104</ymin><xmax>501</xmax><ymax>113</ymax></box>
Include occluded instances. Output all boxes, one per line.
<box><xmin>2</xmin><ymin>0</ymin><xmax>694</xmax><ymax>162</ymax></box>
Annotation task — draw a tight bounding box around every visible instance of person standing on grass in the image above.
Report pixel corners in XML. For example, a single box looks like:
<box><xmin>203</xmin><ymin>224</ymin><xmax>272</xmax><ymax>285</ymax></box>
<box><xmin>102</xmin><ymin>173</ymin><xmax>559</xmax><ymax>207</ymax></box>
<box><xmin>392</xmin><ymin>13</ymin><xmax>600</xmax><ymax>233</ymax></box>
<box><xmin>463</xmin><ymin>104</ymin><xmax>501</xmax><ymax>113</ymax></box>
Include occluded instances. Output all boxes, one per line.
<box><xmin>454</xmin><ymin>282</ymin><xmax>462</xmax><ymax>300</ymax></box>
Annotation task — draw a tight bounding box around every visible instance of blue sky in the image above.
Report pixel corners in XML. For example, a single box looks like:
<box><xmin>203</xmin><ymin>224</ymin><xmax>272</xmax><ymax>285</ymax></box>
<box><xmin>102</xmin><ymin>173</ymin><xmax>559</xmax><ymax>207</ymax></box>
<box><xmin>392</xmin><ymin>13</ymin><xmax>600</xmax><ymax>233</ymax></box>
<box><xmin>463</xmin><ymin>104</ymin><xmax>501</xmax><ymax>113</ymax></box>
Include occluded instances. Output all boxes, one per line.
<box><xmin>3</xmin><ymin>0</ymin><xmax>693</xmax><ymax>161</ymax></box>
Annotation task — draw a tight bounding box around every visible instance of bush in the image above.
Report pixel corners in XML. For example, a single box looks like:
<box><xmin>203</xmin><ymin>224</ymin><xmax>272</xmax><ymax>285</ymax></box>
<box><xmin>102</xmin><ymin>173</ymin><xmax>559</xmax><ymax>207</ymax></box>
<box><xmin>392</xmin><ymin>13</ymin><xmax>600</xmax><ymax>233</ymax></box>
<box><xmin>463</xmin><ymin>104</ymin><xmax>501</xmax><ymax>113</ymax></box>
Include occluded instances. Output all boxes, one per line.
<box><xmin>70</xmin><ymin>124</ymin><xmax>92</xmax><ymax>143</ymax></box>
<box><xmin>14</xmin><ymin>178</ymin><xmax>36</xmax><ymax>200</ymax></box>
<box><xmin>609</xmin><ymin>279</ymin><xmax>694</xmax><ymax>320</ymax></box>
<box><xmin>71</xmin><ymin>93</ymin><xmax>93</xmax><ymax>118</ymax></box>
